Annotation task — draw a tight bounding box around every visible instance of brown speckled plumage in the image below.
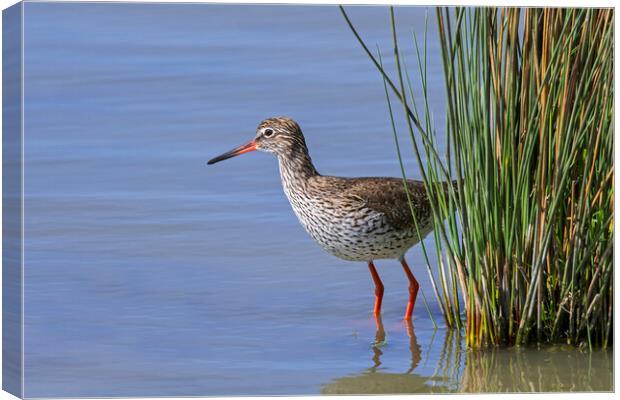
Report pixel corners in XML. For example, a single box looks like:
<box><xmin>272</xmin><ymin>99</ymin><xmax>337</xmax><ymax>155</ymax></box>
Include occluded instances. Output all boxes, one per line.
<box><xmin>208</xmin><ymin>116</ymin><xmax>453</xmax><ymax>318</ymax></box>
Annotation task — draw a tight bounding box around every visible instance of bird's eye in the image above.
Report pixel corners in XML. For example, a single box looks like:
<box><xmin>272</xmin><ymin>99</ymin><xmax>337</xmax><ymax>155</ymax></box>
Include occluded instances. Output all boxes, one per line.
<box><xmin>264</xmin><ymin>129</ymin><xmax>274</xmax><ymax>137</ymax></box>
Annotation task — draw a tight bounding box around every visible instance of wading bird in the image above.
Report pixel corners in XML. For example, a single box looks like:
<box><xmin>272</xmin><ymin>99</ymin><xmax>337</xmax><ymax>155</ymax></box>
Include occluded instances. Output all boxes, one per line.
<box><xmin>208</xmin><ymin>117</ymin><xmax>450</xmax><ymax>320</ymax></box>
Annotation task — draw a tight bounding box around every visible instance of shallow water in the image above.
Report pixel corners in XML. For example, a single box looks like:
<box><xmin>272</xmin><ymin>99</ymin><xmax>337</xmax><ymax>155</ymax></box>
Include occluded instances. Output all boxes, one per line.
<box><xmin>21</xmin><ymin>3</ymin><xmax>612</xmax><ymax>396</ymax></box>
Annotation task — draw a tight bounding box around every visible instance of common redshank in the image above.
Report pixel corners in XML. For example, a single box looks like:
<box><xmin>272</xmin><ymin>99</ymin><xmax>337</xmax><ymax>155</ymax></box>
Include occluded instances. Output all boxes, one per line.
<box><xmin>208</xmin><ymin>117</ymin><xmax>448</xmax><ymax>320</ymax></box>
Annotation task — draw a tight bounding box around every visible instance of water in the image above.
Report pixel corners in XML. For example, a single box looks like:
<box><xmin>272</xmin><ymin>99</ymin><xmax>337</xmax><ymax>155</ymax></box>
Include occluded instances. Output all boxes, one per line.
<box><xmin>20</xmin><ymin>2</ymin><xmax>612</xmax><ymax>397</ymax></box>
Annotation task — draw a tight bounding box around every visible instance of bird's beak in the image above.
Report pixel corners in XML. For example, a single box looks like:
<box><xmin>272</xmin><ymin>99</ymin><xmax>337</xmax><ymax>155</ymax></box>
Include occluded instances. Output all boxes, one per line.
<box><xmin>207</xmin><ymin>139</ymin><xmax>257</xmax><ymax>165</ymax></box>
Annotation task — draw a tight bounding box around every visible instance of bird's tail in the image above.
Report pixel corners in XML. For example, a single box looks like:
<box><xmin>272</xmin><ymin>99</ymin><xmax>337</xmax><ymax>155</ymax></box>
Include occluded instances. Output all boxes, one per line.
<box><xmin>422</xmin><ymin>178</ymin><xmax>462</xmax><ymax>197</ymax></box>
<box><xmin>437</xmin><ymin>179</ymin><xmax>461</xmax><ymax>193</ymax></box>
<box><xmin>450</xmin><ymin>179</ymin><xmax>461</xmax><ymax>195</ymax></box>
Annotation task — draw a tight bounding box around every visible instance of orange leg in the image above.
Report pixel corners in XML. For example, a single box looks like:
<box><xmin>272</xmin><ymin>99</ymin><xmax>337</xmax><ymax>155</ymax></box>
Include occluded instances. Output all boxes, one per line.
<box><xmin>367</xmin><ymin>261</ymin><xmax>384</xmax><ymax>315</ymax></box>
<box><xmin>400</xmin><ymin>258</ymin><xmax>419</xmax><ymax>320</ymax></box>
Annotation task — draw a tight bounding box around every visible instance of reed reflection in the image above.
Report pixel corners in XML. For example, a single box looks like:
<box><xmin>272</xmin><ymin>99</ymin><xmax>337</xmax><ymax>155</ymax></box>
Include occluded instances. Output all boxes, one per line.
<box><xmin>460</xmin><ymin>345</ymin><xmax>613</xmax><ymax>392</ymax></box>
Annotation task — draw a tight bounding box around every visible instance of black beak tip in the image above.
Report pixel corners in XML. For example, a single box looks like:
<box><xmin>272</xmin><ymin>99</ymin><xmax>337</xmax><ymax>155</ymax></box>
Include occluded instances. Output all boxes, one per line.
<box><xmin>207</xmin><ymin>156</ymin><xmax>223</xmax><ymax>165</ymax></box>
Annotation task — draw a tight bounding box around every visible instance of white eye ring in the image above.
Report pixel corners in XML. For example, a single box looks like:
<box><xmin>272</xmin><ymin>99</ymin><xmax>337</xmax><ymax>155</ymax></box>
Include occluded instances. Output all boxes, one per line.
<box><xmin>264</xmin><ymin>128</ymin><xmax>274</xmax><ymax>137</ymax></box>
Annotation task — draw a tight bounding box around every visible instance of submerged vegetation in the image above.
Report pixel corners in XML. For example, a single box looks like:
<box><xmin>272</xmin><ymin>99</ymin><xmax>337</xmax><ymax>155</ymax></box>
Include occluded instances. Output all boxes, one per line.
<box><xmin>341</xmin><ymin>7</ymin><xmax>614</xmax><ymax>347</ymax></box>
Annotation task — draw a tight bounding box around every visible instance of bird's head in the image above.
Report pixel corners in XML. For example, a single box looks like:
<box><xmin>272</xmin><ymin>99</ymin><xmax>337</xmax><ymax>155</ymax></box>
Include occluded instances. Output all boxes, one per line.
<box><xmin>207</xmin><ymin>117</ymin><xmax>308</xmax><ymax>165</ymax></box>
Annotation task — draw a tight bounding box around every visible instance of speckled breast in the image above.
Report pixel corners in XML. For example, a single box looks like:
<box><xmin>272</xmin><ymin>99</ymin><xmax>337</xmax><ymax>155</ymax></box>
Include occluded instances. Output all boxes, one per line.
<box><xmin>282</xmin><ymin>181</ymin><xmax>433</xmax><ymax>262</ymax></box>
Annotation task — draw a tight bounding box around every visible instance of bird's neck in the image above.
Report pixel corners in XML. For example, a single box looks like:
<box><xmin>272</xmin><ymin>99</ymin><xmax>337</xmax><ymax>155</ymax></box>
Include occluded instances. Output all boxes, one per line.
<box><xmin>278</xmin><ymin>147</ymin><xmax>319</xmax><ymax>192</ymax></box>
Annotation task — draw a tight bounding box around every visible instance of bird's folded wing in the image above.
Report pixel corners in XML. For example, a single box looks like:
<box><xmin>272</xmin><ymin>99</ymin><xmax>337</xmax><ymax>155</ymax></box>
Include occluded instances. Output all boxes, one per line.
<box><xmin>342</xmin><ymin>178</ymin><xmax>429</xmax><ymax>231</ymax></box>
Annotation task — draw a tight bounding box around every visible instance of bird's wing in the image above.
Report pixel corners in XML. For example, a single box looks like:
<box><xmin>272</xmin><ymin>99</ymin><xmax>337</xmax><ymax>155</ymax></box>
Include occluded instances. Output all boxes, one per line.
<box><xmin>340</xmin><ymin>177</ymin><xmax>431</xmax><ymax>231</ymax></box>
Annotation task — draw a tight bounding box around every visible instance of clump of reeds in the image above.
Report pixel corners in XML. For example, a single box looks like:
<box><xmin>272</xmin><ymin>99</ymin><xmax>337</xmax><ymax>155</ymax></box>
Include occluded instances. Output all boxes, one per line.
<box><xmin>341</xmin><ymin>6</ymin><xmax>614</xmax><ymax>348</ymax></box>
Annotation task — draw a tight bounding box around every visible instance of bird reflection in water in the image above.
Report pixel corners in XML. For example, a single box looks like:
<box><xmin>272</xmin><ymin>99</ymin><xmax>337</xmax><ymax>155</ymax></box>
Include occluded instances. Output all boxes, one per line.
<box><xmin>368</xmin><ymin>315</ymin><xmax>386</xmax><ymax>373</ymax></box>
<box><xmin>369</xmin><ymin>315</ymin><xmax>421</xmax><ymax>374</ymax></box>
<box><xmin>403</xmin><ymin>318</ymin><xmax>422</xmax><ymax>374</ymax></box>
<box><xmin>322</xmin><ymin>317</ymin><xmax>456</xmax><ymax>394</ymax></box>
